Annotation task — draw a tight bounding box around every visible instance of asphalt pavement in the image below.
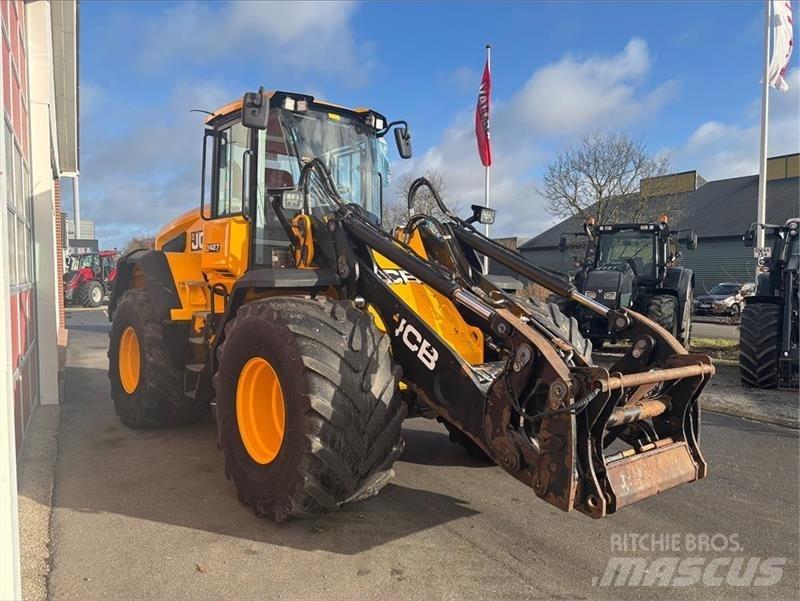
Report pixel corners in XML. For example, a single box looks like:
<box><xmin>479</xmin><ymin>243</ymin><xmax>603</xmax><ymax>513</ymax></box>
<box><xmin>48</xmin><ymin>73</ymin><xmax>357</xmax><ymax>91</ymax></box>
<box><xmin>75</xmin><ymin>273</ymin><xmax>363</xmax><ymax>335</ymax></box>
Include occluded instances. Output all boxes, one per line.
<box><xmin>46</xmin><ymin>307</ymin><xmax>798</xmax><ymax>601</ymax></box>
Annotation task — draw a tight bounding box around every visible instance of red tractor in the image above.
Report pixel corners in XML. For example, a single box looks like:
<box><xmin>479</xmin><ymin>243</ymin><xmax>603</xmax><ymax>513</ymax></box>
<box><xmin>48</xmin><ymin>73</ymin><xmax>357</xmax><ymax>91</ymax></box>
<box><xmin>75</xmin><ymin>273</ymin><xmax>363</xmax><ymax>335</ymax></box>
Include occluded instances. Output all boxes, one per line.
<box><xmin>64</xmin><ymin>250</ymin><xmax>119</xmax><ymax>308</ymax></box>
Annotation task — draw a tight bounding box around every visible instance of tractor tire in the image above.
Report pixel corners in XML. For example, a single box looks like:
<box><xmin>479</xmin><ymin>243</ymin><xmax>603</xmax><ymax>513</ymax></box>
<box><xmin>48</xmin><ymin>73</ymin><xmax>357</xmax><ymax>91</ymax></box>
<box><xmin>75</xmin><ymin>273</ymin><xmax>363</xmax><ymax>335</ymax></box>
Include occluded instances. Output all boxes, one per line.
<box><xmin>213</xmin><ymin>296</ymin><xmax>406</xmax><ymax>521</ymax></box>
<box><xmin>439</xmin><ymin>418</ymin><xmax>491</xmax><ymax>461</ymax></box>
<box><xmin>77</xmin><ymin>280</ymin><xmax>104</xmax><ymax>308</ymax></box>
<box><xmin>739</xmin><ymin>303</ymin><xmax>781</xmax><ymax>389</ymax></box>
<box><xmin>646</xmin><ymin>295</ymin><xmax>678</xmax><ymax>336</ymax></box>
<box><xmin>109</xmin><ymin>288</ymin><xmax>208</xmax><ymax>427</ymax></box>
<box><xmin>514</xmin><ymin>296</ymin><xmax>593</xmax><ymax>364</ymax></box>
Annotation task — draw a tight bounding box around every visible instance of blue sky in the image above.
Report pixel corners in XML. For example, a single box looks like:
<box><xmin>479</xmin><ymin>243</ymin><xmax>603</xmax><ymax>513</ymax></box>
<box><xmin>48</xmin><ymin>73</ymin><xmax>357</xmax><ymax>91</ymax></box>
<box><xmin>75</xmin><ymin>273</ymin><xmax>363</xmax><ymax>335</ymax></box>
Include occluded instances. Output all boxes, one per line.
<box><xmin>71</xmin><ymin>1</ymin><xmax>799</xmax><ymax>248</ymax></box>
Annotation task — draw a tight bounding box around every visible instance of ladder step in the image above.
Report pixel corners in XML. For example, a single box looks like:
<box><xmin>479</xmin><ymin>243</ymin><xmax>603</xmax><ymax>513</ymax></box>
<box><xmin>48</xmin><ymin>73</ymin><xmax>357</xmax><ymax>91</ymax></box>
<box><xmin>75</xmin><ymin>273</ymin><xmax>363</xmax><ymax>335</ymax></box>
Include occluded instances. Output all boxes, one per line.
<box><xmin>186</xmin><ymin>363</ymin><xmax>206</xmax><ymax>374</ymax></box>
<box><xmin>189</xmin><ymin>336</ymin><xmax>206</xmax><ymax>345</ymax></box>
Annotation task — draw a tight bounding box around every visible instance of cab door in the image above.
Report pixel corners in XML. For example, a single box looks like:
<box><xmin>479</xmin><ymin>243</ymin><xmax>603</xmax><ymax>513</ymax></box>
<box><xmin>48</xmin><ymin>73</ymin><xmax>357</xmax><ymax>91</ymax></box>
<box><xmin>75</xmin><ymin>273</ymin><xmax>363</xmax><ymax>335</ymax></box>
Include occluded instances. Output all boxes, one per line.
<box><xmin>201</xmin><ymin>119</ymin><xmax>252</xmax><ymax>285</ymax></box>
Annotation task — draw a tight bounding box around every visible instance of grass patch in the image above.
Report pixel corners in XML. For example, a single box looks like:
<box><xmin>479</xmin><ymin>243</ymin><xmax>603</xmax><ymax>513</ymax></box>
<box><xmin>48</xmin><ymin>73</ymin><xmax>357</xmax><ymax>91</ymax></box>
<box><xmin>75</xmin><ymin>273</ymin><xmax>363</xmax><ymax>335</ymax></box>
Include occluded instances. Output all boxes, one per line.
<box><xmin>690</xmin><ymin>337</ymin><xmax>739</xmax><ymax>361</ymax></box>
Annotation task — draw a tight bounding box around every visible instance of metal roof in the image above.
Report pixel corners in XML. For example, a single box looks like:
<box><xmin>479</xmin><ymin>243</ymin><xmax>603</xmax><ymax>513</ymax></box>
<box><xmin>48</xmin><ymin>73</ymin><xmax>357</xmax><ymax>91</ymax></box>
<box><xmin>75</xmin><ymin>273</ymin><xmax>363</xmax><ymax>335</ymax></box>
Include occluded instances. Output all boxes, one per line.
<box><xmin>521</xmin><ymin>174</ymin><xmax>799</xmax><ymax>249</ymax></box>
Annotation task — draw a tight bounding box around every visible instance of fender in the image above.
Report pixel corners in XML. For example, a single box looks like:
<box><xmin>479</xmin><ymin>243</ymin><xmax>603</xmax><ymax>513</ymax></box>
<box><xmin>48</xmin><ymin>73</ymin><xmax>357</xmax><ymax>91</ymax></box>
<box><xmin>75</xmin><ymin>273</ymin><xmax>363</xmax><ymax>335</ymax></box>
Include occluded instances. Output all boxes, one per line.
<box><xmin>108</xmin><ymin>249</ymin><xmax>181</xmax><ymax>321</ymax></box>
<box><xmin>662</xmin><ymin>266</ymin><xmax>693</xmax><ymax>303</ymax></box>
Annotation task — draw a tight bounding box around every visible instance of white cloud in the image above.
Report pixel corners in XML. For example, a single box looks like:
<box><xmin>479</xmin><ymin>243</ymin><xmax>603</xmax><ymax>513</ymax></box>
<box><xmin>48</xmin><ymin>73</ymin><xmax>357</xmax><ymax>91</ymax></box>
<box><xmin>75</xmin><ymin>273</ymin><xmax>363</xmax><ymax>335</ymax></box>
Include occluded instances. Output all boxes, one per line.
<box><xmin>137</xmin><ymin>1</ymin><xmax>370</xmax><ymax>87</ymax></box>
<box><xmin>79</xmin><ymin>82</ymin><xmax>236</xmax><ymax>248</ymax></box>
<box><xmin>674</xmin><ymin>68</ymin><xmax>800</xmax><ymax>180</ymax></box>
<box><xmin>510</xmin><ymin>38</ymin><xmax>676</xmax><ymax>135</ymax></box>
<box><xmin>389</xmin><ymin>38</ymin><xmax>675</xmax><ymax>240</ymax></box>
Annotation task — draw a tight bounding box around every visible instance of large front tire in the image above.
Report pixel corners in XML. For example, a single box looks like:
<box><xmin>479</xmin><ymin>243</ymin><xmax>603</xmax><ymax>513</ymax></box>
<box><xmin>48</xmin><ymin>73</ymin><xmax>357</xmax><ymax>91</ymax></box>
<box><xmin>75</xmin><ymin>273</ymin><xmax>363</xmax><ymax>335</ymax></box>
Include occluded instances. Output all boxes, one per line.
<box><xmin>646</xmin><ymin>294</ymin><xmax>678</xmax><ymax>336</ymax></box>
<box><xmin>214</xmin><ymin>297</ymin><xmax>406</xmax><ymax>521</ymax></box>
<box><xmin>108</xmin><ymin>288</ymin><xmax>208</xmax><ymax>427</ymax></box>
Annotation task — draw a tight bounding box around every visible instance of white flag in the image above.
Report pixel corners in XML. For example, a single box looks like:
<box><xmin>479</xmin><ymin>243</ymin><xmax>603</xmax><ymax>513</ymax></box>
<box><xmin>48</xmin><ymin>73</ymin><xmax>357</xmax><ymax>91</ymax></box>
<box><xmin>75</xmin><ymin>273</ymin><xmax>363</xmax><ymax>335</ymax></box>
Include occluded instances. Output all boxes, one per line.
<box><xmin>768</xmin><ymin>0</ymin><xmax>794</xmax><ymax>91</ymax></box>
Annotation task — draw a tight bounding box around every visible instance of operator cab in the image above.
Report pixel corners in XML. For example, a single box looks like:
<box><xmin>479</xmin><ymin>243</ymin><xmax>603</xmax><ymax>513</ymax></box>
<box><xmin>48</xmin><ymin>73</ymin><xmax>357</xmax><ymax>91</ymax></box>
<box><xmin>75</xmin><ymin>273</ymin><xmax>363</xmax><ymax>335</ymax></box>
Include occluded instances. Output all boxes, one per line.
<box><xmin>199</xmin><ymin>90</ymin><xmax>411</xmax><ymax>273</ymax></box>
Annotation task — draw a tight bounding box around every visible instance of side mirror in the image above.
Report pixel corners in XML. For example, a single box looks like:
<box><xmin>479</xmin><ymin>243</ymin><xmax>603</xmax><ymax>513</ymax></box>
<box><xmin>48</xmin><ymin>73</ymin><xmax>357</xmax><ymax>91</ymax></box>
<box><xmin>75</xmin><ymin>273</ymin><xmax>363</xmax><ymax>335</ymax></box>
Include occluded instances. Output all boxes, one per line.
<box><xmin>394</xmin><ymin>126</ymin><xmax>412</xmax><ymax>159</ymax></box>
<box><xmin>686</xmin><ymin>231</ymin><xmax>698</xmax><ymax>250</ymax></box>
<box><xmin>470</xmin><ymin>204</ymin><xmax>495</xmax><ymax>225</ymax></box>
<box><xmin>242</xmin><ymin>87</ymin><xmax>268</xmax><ymax>130</ymax></box>
<box><xmin>558</xmin><ymin>235</ymin><xmax>567</xmax><ymax>252</ymax></box>
<box><xmin>743</xmin><ymin>226</ymin><xmax>756</xmax><ymax>247</ymax></box>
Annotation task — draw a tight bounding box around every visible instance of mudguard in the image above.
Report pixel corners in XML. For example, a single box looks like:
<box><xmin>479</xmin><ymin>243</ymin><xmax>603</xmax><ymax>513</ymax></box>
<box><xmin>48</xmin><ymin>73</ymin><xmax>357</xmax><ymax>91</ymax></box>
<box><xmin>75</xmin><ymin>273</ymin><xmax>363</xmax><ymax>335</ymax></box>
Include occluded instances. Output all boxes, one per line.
<box><xmin>108</xmin><ymin>249</ymin><xmax>181</xmax><ymax>321</ymax></box>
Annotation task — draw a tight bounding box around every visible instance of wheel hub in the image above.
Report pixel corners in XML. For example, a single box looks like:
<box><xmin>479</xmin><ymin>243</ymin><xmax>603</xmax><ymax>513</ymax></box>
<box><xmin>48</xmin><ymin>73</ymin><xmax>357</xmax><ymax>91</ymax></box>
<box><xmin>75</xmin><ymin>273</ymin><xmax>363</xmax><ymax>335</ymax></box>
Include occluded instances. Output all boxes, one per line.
<box><xmin>119</xmin><ymin>326</ymin><xmax>141</xmax><ymax>394</ymax></box>
<box><xmin>236</xmin><ymin>357</ymin><xmax>286</xmax><ymax>464</ymax></box>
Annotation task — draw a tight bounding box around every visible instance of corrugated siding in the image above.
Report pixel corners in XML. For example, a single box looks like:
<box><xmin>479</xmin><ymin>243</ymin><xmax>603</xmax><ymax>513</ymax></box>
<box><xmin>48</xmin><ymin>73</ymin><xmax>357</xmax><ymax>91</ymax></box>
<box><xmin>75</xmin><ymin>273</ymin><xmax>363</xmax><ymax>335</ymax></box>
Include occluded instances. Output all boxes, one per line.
<box><xmin>674</xmin><ymin>236</ymin><xmax>769</xmax><ymax>294</ymax></box>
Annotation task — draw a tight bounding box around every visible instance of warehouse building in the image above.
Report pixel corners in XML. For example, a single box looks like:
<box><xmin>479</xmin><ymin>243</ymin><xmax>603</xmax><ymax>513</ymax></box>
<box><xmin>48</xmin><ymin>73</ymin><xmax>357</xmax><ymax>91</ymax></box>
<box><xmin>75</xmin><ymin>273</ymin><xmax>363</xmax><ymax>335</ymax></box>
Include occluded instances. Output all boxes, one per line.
<box><xmin>499</xmin><ymin>153</ymin><xmax>799</xmax><ymax>294</ymax></box>
<box><xmin>1</xmin><ymin>1</ymin><xmax>78</xmax><ymax>595</ymax></box>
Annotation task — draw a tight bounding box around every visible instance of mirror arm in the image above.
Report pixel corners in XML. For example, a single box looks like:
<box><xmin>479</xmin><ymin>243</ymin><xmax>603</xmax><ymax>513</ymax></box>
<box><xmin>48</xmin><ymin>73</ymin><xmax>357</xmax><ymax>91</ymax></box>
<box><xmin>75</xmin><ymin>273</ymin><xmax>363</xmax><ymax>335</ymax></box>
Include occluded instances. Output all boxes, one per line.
<box><xmin>377</xmin><ymin>120</ymin><xmax>408</xmax><ymax>138</ymax></box>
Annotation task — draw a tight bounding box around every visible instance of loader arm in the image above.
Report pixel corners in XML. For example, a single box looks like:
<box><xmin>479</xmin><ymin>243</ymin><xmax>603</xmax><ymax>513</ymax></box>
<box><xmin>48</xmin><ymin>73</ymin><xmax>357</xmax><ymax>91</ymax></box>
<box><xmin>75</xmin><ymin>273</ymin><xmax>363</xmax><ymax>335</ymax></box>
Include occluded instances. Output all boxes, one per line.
<box><xmin>285</xmin><ymin>165</ymin><xmax>712</xmax><ymax>517</ymax></box>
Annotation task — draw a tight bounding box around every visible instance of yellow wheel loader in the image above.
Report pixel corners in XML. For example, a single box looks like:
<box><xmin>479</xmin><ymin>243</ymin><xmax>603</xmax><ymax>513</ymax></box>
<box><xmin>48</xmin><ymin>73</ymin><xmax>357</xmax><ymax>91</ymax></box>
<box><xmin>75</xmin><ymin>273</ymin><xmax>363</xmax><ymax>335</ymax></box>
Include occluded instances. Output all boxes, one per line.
<box><xmin>108</xmin><ymin>88</ymin><xmax>713</xmax><ymax>520</ymax></box>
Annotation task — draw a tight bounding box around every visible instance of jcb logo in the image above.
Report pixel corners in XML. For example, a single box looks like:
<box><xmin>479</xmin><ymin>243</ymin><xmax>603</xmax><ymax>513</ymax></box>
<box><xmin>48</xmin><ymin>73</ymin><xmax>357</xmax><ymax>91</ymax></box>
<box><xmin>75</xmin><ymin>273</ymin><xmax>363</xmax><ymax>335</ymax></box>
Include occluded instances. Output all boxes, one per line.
<box><xmin>190</xmin><ymin>231</ymin><xmax>203</xmax><ymax>251</ymax></box>
<box><xmin>393</xmin><ymin>317</ymin><xmax>438</xmax><ymax>370</ymax></box>
<box><xmin>379</xmin><ymin>268</ymin><xmax>421</xmax><ymax>285</ymax></box>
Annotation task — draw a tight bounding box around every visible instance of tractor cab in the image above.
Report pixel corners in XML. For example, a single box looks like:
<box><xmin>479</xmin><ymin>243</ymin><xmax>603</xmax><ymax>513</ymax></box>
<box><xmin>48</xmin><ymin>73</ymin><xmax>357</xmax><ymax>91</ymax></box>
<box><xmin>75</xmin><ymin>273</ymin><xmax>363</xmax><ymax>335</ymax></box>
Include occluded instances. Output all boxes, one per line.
<box><xmin>558</xmin><ymin>217</ymin><xmax>698</xmax><ymax>348</ymax></box>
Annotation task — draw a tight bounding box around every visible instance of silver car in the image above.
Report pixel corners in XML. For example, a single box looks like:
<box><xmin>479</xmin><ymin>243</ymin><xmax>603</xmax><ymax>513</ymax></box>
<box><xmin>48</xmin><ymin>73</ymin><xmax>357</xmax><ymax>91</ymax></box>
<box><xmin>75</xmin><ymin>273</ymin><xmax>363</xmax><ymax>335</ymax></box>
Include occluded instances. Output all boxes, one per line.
<box><xmin>694</xmin><ymin>282</ymin><xmax>755</xmax><ymax>317</ymax></box>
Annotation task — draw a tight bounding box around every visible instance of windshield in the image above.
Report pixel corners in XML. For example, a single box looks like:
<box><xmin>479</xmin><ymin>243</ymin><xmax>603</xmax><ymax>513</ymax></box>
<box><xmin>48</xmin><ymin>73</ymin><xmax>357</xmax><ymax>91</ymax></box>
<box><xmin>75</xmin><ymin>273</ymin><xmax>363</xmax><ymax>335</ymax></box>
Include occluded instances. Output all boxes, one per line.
<box><xmin>260</xmin><ymin>106</ymin><xmax>386</xmax><ymax>219</ymax></box>
<box><xmin>709</xmin><ymin>284</ymin><xmax>740</xmax><ymax>295</ymax></box>
<box><xmin>78</xmin><ymin>254</ymin><xmax>99</xmax><ymax>271</ymax></box>
<box><xmin>596</xmin><ymin>231</ymin><xmax>655</xmax><ymax>278</ymax></box>
<box><xmin>252</xmin><ymin>105</ymin><xmax>390</xmax><ymax>266</ymax></box>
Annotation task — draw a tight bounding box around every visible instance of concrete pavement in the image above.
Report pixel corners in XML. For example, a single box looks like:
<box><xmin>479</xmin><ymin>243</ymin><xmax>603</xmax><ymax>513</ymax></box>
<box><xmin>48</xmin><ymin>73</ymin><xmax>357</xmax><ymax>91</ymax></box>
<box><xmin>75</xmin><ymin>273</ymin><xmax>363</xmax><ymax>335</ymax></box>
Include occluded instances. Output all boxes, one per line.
<box><xmin>43</xmin><ymin>308</ymin><xmax>799</xmax><ymax>600</ymax></box>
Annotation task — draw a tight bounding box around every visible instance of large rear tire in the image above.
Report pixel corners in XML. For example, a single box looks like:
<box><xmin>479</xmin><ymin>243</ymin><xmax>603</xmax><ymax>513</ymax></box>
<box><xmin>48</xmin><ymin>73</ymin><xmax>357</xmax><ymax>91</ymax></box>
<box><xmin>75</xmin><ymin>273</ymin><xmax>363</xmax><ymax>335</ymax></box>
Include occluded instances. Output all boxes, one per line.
<box><xmin>646</xmin><ymin>294</ymin><xmax>678</xmax><ymax>336</ymax></box>
<box><xmin>739</xmin><ymin>303</ymin><xmax>781</xmax><ymax>389</ymax></box>
<box><xmin>108</xmin><ymin>288</ymin><xmax>208</xmax><ymax>427</ymax></box>
<box><xmin>78</xmin><ymin>280</ymin><xmax>104</xmax><ymax>308</ymax></box>
<box><xmin>213</xmin><ymin>297</ymin><xmax>406</xmax><ymax>521</ymax></box>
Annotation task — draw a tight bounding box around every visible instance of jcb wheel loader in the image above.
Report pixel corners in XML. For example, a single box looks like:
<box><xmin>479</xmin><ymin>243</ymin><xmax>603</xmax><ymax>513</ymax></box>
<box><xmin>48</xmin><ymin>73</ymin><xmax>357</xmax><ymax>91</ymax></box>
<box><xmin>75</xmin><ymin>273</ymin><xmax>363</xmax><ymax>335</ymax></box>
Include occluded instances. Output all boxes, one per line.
<box><xmin>109</xmin><ymin>89</ymin><xmax>713</xmax><ymax>521</ymax></box>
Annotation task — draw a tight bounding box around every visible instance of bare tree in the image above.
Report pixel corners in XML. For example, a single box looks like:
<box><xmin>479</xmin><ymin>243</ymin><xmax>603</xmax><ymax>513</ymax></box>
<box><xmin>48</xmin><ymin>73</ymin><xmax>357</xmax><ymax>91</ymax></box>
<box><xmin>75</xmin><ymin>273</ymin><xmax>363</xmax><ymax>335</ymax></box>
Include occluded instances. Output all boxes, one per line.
<box><xmin>540</xmin><ymin>131</ymin><xmax>673</xmax><ymax>224</ymax></box>
<box><xmin>382</xmin><ymin>169</ymin><xmax>459</xmax><ymax>232</ymax></box>
<box><xmin>122</xmin><ymin>234</ymin><xmax>155</xmax><ymax>256</ymax></box>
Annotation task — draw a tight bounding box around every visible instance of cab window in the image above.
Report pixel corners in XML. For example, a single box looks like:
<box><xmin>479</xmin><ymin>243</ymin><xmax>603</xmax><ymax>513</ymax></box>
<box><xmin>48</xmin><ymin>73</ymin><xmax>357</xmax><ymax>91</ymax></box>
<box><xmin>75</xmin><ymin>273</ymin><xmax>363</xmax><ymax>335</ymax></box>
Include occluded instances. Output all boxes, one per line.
<box><xmin>214</xmin><ymin>121</ymin><xmax>250</xmax><ymax>217</ymax></box>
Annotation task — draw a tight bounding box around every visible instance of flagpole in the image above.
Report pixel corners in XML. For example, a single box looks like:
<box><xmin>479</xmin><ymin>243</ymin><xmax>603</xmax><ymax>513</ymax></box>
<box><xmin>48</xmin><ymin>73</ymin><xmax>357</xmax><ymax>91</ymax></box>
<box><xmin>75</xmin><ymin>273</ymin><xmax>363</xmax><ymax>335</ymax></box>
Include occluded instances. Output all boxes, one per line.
<box><xmin>756</xmin><ymin>0</ymin><xmax>772</xmax><ymax>251</ymax></box>
<box><xmin>483</xmin><ymin>44</ymin><xmax>491</xmax><ymax>274</ymax></box>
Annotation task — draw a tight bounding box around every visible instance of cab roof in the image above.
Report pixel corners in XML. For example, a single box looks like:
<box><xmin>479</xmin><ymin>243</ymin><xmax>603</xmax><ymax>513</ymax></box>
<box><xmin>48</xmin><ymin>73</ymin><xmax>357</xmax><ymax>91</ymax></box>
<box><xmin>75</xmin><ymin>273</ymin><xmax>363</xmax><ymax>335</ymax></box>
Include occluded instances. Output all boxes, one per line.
<box><xmin>205</xmin><ymin>90</ymin><xmax>376</xmax><ymax>125</ymax></box>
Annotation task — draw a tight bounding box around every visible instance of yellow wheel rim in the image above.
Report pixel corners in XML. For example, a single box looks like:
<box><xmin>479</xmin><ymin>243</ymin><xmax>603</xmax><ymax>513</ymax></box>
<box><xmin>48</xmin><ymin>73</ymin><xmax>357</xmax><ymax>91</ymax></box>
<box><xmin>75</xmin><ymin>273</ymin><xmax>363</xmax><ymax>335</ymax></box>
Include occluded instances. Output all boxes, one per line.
<box><xmin>119</xmin><ymin>326</ymin><xmax>141</xmax><ymax>394</ymax></box>
<box><xmin>236</xmin><ymin>357</ymin><xmax>286</xmax><ymax>464</ymax></box>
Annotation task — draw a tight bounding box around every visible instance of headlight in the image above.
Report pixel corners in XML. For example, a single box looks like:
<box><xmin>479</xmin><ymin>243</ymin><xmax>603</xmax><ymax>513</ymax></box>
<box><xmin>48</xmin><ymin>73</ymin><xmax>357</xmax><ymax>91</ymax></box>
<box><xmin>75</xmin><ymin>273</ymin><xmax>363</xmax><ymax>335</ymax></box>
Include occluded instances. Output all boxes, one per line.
<box><xmin>585</xmin><ymin>291</ymin><xmax>597</xmax><ymax>299</ymax></box>
<box><xmin>603</xmin><ymin>291</ymin><xmax>617</xmax><ymax>300</ymax></box>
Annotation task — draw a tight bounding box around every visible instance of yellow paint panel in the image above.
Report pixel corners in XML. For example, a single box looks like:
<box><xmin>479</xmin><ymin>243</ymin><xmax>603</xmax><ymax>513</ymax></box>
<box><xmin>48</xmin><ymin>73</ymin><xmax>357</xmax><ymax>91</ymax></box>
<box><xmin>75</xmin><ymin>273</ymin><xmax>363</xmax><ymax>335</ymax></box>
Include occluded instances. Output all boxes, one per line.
<box><xmin>155</xmin><ymin>208</ymin><xmax>201</xmax><ymax>250</ymax></box>
<box><xmin>372</xmin><ymin>231</ymin><xmax>483</xmax><ymax>365</ymax></box>
<box><xmin>201</xmin><ymin>216</ymin><xmax>250</xmax><ymax>278</ymax></box>
<box><xmin>165</xmin><ymin>252</ymin><xmax>209</xmax><ymax>322</ymax></box>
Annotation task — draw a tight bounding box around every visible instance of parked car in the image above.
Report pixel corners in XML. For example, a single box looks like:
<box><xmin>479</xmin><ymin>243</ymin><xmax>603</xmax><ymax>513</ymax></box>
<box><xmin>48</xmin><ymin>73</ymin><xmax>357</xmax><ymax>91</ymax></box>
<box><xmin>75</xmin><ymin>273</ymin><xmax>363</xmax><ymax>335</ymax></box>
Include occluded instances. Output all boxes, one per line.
<box><xmin>693</xmin><ymin>281</ymin><xmax>755</xmax><ymax>317</ymax></box>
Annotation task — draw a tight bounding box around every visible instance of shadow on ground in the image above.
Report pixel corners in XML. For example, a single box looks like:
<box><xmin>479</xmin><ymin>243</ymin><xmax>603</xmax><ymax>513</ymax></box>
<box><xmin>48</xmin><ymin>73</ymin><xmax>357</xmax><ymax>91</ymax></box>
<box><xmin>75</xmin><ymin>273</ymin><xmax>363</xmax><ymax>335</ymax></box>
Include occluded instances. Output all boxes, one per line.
<box><xmin>57</xmin><ymin>365</ymin><xmax>483</xmax><ymax>555</ymax></box>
